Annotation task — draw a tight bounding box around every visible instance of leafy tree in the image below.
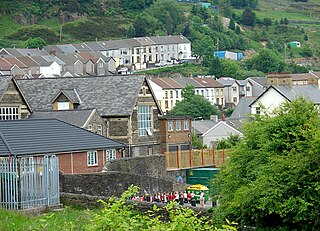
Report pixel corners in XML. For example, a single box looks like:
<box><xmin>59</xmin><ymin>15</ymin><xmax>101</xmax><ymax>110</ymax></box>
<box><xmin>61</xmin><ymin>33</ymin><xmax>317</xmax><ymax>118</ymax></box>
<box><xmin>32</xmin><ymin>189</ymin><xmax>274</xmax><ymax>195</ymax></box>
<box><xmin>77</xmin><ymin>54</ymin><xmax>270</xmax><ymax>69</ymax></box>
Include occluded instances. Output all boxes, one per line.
<box><xmin>235</xmin><ymin>25</ymin><xmax>241</xmax><ymax>34</ymax></box>
<box><xmin>216</xmin><ymin>134</ymin><xmax>242</xmax><ymax>150</ymax></box>
<box><xmin>133</xmin><ymin>13</ymin><xmax>158</xmax><ymax>37</ymax></box>
<box><xmin>170</xmin><ymin>84</ymin><xmax>220</xmax><ymax>119</ymax></box>
<box><xmin>262</xmin><ymin>17</ymin><xmax>272</xmax><ymax>27</ymax></box>
<box><xmin>234</xmin><ymin>69</ymin><xmax>265</xmax><ymax>80</ymax></box>
<box><xmin>300</xmin><ymin>45</ymin><xmax>313</xmax><ymax>57</ymax></box>
<box><xmin>229</xmin><ymin>18</ymin><xmax>236</xmax><ymax>30</ymax></box>
<box><xmin>212</xmin><ymin>98</ymin><xmax>320</xmax><ymax>230</ymax></box>
<box><xmin>192</xmin><ymin>35</ymin><xmax>215</xmax><ymax>59</ymax></box>
<box><xmin>241</xmin><ymin>8</ymin><xmax>256</xmax><ymax>26</ymax></box>
<box><xmin>246</xmin><ymin>49</ymin><xmax>285</xmax><ymax>73</ymax></box>
<box><xmin>24</xmin><ymin>37</ymin><xmax>47</xmax><ymax>49</ymax></box>
<box><xmin>230</xmin><ymin>0</ymin><xmax>259</xmax><ymax>9</ymax></box>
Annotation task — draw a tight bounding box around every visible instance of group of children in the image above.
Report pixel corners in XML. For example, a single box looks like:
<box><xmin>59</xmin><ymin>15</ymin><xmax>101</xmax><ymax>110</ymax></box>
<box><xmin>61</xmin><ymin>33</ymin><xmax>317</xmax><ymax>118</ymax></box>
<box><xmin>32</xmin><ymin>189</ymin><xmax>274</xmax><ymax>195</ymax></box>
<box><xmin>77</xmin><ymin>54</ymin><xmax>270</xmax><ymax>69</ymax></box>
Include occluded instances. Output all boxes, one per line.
<box><xmin>131</xmin><ymin>190</ymin><xmax>204</xmax><ymax>207</ymax></box>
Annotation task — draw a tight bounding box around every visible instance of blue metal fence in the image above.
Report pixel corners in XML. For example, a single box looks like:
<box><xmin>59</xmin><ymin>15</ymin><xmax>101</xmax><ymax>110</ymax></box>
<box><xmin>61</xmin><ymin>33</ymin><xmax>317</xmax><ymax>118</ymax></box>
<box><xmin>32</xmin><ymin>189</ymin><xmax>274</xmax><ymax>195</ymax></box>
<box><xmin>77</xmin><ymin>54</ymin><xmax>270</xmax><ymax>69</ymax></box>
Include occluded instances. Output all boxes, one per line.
<box><xmin>0</xmin><ymin>155</ymin><xmax>60</xmax><ymax>210</ymax></box>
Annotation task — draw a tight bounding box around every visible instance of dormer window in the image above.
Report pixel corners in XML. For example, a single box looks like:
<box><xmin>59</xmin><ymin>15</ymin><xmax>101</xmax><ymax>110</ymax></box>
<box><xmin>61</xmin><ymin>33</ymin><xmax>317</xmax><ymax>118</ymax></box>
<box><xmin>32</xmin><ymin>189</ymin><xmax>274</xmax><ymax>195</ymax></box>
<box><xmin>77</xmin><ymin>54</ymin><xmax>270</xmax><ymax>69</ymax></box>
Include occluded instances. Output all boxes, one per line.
<box><xmin>57</xmin><ymin>102</ymin><xmax>70</xmax><ymax>110</ymax></box>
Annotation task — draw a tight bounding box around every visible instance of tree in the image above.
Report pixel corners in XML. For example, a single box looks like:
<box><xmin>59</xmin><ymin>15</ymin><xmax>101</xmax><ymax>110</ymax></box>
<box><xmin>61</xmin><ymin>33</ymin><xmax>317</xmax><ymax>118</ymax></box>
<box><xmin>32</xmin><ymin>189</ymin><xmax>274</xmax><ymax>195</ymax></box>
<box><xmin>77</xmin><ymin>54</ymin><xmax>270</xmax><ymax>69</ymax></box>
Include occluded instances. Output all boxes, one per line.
<box><xmin>246</xmin><ymin>49</ymin><xmax>285</xmax><ymax>73</ymax></box>
<box><xmin>169</xmin><ymin>84</ymin><xmax>220</xmax><ymax>119</ymax></box>
<box><xmin>216</xmin><ymin>133</ymin><xmax>242</xmax><ymax>150</ymax></box>
<box><xmin>229</xmin><ymin>18</ymin><xmax>236</xmax><ymax>30</ymax></box>
<box><xmin>212</xmin><ymin>98</ymin><xmax>320</xmax><ymax>230</ymax></box>
<box><xmin>241</xmin><ymin>8</ymin><xmax>256</xmax><ymax>26</ymax></box>
<box><xmin>24</xmin><ymin>37</ymin><xmax>47</xmax><ymax>49</ymax></box>
<box><xmin>235</xmin><ymin>25</ymin><xmax>241</xmax><ymax>34</ymax></box>
<box><xmin>230</xmin><ymin>0</ymin><xmax>259</xmax><ymax>9</ymax></box>
<box><xmin>300</xmin><ymin>46</ymin><xmax>313</xmax><ymax>57</ymax></box>
<box><xmin>262</xmin><ymin>17</ymin><xmax>272</xmax><ymax>27</ymax></box>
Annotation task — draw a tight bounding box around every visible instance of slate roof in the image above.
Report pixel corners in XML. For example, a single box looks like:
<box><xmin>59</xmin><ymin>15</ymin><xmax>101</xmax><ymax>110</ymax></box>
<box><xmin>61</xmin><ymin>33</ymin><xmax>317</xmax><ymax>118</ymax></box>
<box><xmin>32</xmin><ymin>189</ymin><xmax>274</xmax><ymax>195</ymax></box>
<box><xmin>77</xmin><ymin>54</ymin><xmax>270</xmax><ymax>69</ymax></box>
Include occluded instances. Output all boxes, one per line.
<box><xmin>56</xmin><ymin>44</ymin><xmax>78</xmax><ymax>54</ymax></box>
<box><xmin>0</xmin><ymin>76</ymin><xmax>11</xmax><ymax>101</ymax></box>
<box><xmin>271</xmin><ymin>85</ymin><xmax>320</xmax><ymax>104</ymax></box>
<box><xmin>191</xmin><ymin>120</ymin><xmax>217</xmax><ymax>135</ymax></box>
<box><xmin>29</xmin><ymin>109</ymin><xmax>95</xmax><ymax>128</ymax></box>
<box><xmin>16</xmin><ymin>56</ymin><xmax>39</xmax><ymax>67</ymax></box>
<box><xmin>216</xmin><ymin>77</ymin><xmax>237</xmax><ymax>86</ymax></box>
<box><xmin>0</xmin><ymin>118</ymin><xmax>124</xmax><ymax>157</ymax></box>
<box><xmin>72</xmin><ymin>43</ymin><xmax>92</xmax><ymax>52</ymax></box>
<box><xmin>84</xmin><ymin>42</ymin><xmax>106</xmax><ymax>52</ymax></box>
<box><xmin>248</xmin><ymin>77</ymin><xmax>267</xmax><ymax>87</ymax></box>
<box><xmin>148</xmin><ymin>35</ymin><xmax>191</xmax><ymax>45</ymax></box>
<box><xmin>42</xmin><ymin>55</ymin><xmax>65</xmax><ymax>66</ymax></box>
<box><xmin>56</xmin><ymin>54</ymin><xmax>81</xmax><ymax>66</ymax></box>
<box><xmin>0</xmin><ymin>58</ymin><xmax>13</xmax><ymax>70</ymax></box>
<box><xmin>16</xmin><ymin>75</ymin><xmax>148</xmax><ymax>117</ymax></box>
<box><xmin>0</xmin><ymin>48</ymin><xmax>23</xmax><ymax>57</ymax></box>
<box><xmin>230</xmin><ymin>97</ymin><xmax>257</xmax><ymax>119</ymax></box>
<box><xmin>15</xmin><ymin>48</ymin><xmax>49</xmax><ymax>57</ymax></box>
<box><xmin>173</xmin><ymin>77</ymin><xmax>203</xmax><ymax>88</ymax></box>
<box><xmin>44</xmin><ymin>45</ymin><xmax>64</xmax><ymax>55</ymax></box>
<box><xmin>32</xmin><ymin>56</ymin><xmax>53</xmax><ymax>66</ymax></box>
<box><xmin>5</xmin><ymin>57</ymin><xmax>27</xmax><ymax>68</ymax></box>
<box><xmin>52</xmin><ymin>89</ymin><xmax>81</xmax><ymax>103</ymax></box>
<box><xmin>192</xmin><ymin>77</ymin><xmax>223</xmax><ymax>88</ymax></box>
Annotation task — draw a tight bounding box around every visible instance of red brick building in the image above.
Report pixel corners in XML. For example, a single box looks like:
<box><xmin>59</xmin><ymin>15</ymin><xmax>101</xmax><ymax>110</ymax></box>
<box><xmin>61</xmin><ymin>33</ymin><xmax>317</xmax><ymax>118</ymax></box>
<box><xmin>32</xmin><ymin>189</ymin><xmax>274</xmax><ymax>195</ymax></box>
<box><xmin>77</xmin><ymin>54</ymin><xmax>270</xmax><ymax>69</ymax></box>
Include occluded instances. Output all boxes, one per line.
<box><xmin>159</xmin><ymin>116</ymin><xmax>192</xmax><ymax>154</ymax></box>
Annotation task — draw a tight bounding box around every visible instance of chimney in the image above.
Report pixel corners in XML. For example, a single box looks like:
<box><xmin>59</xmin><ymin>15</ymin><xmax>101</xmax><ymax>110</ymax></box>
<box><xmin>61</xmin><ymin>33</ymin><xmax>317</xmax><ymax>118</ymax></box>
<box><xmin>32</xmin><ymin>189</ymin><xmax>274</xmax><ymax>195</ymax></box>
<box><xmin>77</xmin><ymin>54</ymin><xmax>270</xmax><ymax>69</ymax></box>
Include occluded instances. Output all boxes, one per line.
<box><xmin>50</xmin><ymin>49</ymin><xmax>56</xmax><ymax>56</ymax></box>
<box><xmin>221</xmin><ymin>113</ymin><xmax>226</xmax><ymax>122</ymax></box>
<box><xmin>210</xmin><ymin>115</ymin><xmax>218</xmax><ymax>122</ymax></box>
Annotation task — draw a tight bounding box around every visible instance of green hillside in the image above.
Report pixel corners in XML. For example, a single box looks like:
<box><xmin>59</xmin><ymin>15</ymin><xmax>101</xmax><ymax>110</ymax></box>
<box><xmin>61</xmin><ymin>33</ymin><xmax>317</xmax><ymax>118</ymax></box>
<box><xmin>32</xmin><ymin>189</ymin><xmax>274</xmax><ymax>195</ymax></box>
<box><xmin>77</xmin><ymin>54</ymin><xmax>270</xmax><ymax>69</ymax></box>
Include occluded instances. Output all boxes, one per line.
<box><xmin>0</xmin><ymin>0</ymin><xmax>319</xmax><ymax>73</ymax></box>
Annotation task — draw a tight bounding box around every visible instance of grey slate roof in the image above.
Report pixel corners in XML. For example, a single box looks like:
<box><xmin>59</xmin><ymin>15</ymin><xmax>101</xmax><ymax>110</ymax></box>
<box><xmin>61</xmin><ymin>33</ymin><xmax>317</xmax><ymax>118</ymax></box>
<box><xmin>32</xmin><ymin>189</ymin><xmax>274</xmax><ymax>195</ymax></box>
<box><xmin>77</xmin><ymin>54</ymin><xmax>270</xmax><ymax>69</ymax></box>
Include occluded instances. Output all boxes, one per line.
<box><xmin>16</xmin><ymin>48</ymin><xmax>49</xmax><ymax>57</ymax></box>
<box><xmin>29</xmin><ymin>109</ymin><xmax>95</xmax><ymax>128</ymax></box>
<box><xmin>51</xmin><ymin>89</ymin><xmax>81</xmax><ymax>103</ymax></box>
<box><xmin>0</xmin><ymin>119</ymin><xmax>124</xmax><ymax>157</ymax></box>
<box><xmin>271</xmin><ymin>85</ymin><xmax>320</xmax><ymax>104</ymax></box>
<box><xmin>248</xmin><ymin>77</ymin><xmax>267</xmax><ymax>87</ymax></box>
<box><xmin>173</xmin><ymin>77</ymin><xmax>203</xmax><ymax>88</ymax></box>
<box><xmin>72</xmin><ymin>43</ymin><xmax>92</xmax><ymax>52</ymax></box>
<box><xmin>84</xmin><ymin>42</ymin><xmax>106</xmax><ymax>52</ymax></box>
<box><xmin>0</xmin><ymin>76</ymin><xmax>11</xmax><ymax>101</ymax></box>
<box><xmin>148</xmin><ymin>35</ymin><xmax>191</xmax><ymax>45</ymax></box>
<box><xmin>16</xmin><ymin>75</ymin><xmax>147</xmax><ymax>117</ymax></box>
<box><xmin>191</xmin><ymin>120</ymin><xmax>217</xmax><ymax>135</ymax></box>
<box><xmin>230</xmin><ymin>97</ymin><xmax>257</xmax><ymax>119</ymax></box>
<box><xmin>216</xmin><ymin>77</ymin><xmax>237</xmax><ymax>86</ymax></box>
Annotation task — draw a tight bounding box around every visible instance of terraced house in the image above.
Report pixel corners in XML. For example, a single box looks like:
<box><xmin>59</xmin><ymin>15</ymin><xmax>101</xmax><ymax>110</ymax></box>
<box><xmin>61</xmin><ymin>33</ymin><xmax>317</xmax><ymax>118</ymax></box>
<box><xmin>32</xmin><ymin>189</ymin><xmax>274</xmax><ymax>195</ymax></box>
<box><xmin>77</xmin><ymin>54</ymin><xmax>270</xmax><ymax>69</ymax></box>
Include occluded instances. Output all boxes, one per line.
<box><xmin>16</xmin><ymin>75</ymin><xmax>162</xmax><ymax>157</ymax></box>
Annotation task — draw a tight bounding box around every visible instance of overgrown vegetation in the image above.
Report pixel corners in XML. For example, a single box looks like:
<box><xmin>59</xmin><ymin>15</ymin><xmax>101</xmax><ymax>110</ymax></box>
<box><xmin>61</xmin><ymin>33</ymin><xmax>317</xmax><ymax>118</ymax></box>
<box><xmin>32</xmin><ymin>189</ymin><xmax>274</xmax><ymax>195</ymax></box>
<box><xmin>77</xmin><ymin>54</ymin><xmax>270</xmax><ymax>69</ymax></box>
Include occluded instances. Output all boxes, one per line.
<box><xmin>1</xmin><ymin>185</ymin><xmax>238</xmax><ymax>230</ymax></box>
<box><xmin>212</xmin><ymin>97</ymin><xmax>320</xmax><ymax>230</ymax></box>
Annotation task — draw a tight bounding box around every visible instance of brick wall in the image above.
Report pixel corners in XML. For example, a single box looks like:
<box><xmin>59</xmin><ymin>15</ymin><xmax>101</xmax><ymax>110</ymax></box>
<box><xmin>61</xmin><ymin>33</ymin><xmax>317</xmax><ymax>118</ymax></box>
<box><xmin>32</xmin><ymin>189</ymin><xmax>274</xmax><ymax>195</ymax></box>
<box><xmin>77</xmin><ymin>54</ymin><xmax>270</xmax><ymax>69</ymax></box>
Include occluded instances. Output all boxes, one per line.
<box><xmin>58</xmin><ymin>150</ymin><xmax>106</xmax><ymax>174</ymax></box>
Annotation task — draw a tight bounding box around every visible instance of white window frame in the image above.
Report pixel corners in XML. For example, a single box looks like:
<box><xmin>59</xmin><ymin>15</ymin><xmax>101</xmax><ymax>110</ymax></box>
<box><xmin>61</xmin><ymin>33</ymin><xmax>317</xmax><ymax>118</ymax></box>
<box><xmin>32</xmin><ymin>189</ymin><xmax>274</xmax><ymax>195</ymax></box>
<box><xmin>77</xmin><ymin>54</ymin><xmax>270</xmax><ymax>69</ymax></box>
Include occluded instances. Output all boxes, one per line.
<box><xmin>0</xmin><ymin>107</ymin><xmax>19</xmax><ymax>120</ymax></box>
<box><xmin>106</xmin><ymin>149</ymin><xmax>116</xmax><ymax>161</ymax></box>
<box><xmin>57</xmin><ymin>102</ymin><xmax>70</xmax><ymax>110</ymax></box>
<box><xmin>176</xmin><ymin>121</ymin><xmax>182</xmax><ymax>131</ymax></box>
<box><xmin>184</xmin><ymin>120</ymin><xmax>189</xmax><ymax>131</ymax></box>
<box><xmin>138</xmin><ymin>106</ymin><xmax>152</xmax><ymax>136</ymax></box>
<box><xmin>97</xmin><ymin>125</ymin><xmax>102</xmax><ymax>135</ymax></box>
<box><xmin>87</xmin><ymin>151</ymin><xmax>98</xmax><ymax>166</ymax></box>
<box><xmin>168</xmin><ymin>121</ymin><xmax>174</xmax><ymax>131</ymax></box>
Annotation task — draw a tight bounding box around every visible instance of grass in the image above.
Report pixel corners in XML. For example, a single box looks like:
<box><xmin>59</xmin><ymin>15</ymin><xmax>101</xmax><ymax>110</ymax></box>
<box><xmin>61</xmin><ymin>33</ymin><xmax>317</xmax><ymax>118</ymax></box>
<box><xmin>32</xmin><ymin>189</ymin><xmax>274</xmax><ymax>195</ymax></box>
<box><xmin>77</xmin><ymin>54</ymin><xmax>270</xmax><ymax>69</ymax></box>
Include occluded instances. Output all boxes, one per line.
<box><xmin>137</xmin><ymin>63</ymin><xmax>209</xmax><ymax>76</ymax></box>
<box><xmin>0</xmin><ymin>16</ymin><xmax>22</xmax><ymax>39</ymax></box>
<box><xmin>0</xmin><ymin>207</ymin><xmax>92</xmax><ymax>231</ymax></box>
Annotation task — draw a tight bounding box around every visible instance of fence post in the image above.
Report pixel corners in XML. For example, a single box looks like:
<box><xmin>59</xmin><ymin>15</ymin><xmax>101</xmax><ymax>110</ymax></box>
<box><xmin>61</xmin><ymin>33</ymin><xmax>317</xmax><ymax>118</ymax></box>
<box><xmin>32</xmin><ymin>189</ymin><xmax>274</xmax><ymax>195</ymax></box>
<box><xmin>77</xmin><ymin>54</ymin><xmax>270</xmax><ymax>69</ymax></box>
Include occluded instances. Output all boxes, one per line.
<box><xmin>201</xmin><ymin>148</ymin><xmax>204</xmax><ymax>166</ymax></box>
<box><xmin>176</xmin><ymin>149</ymin><xmax>180</xmax><ymax>169</ymax></box>
<box><xmin>222</xmin><ymin>149</ymin><xmax>225</xmax><ymax>163</ymax></box>
<box><xmin>212</xmin><ymin>149</ymin><xmax>215</xmax><ymax>165</ymax></box>
<box><xmin>189</xmin><ymin>148</ymin><xmax>192</xmax><ymax>167</ymax></box>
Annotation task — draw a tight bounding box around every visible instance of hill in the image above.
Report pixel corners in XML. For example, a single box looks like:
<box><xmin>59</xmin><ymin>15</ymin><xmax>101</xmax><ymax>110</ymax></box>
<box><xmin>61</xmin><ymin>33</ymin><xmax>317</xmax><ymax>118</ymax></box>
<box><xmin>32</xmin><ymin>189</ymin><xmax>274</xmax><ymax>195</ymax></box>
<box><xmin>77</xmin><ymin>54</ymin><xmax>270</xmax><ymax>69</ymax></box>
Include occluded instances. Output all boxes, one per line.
<box><xmin>0</xmin><ymin>0</ymin><xmax>319</xmax><ymax>72</ymax></box>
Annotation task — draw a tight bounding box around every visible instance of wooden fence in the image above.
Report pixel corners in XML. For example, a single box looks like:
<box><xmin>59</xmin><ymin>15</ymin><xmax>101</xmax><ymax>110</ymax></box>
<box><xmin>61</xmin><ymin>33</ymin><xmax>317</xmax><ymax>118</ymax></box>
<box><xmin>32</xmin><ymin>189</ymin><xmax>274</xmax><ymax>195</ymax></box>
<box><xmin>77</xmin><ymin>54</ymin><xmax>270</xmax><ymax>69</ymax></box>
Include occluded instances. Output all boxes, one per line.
<box><xmin>164</xmin><ymin>149</ymin><xmax>230</xmax><ymax>170</ymax></box>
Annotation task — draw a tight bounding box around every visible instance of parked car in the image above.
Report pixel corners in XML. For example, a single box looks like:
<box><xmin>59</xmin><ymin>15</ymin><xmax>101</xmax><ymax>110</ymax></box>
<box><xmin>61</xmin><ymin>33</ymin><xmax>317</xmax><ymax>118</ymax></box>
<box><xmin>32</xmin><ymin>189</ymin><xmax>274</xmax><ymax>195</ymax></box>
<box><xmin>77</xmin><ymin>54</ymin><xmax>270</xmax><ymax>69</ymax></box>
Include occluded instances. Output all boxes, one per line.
<box><xmin>155</xmin><ymin>61</ymin><xmax>168</xmax><ymax>67</ymax></box>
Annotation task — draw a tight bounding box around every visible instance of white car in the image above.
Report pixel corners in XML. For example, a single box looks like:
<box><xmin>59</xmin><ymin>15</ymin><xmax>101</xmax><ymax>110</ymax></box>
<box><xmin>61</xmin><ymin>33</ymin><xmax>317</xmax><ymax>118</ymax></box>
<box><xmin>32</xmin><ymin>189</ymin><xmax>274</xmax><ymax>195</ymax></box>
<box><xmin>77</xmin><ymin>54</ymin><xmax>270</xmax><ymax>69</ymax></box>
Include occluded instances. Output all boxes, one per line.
<box><xmin>155</xmin><ymin>61</ymin><xmax>168</xmax><ymax>67</ymax></box>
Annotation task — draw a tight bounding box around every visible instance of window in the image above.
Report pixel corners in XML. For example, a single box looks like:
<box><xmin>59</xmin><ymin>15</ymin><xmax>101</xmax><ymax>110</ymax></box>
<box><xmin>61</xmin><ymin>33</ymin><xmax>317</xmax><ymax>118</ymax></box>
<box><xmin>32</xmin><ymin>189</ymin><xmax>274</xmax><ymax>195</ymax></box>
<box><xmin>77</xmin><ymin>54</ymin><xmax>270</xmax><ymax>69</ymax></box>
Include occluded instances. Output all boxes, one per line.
<box><xmin>132</xmin><ymin>48</ymin><xmax>134</xmax><ymax>54</ymax></box>
<box><xmin>246</xmin><ymin>86</ymin><xmax>250</xmax><ymax>91</ymax></box>
<box><xmin>196</xmin><ymin>90</ymin><xmax>199</xmax><ymax>95</ymax></box>
<box><xmin>170</xmin><ymin>91</ymin><xmax>173</xmax><ymax>98</ymax></box>
<box><xmin>57</xmin><ymin>102</ymin><xmax>69</xmax><ymax>110</ymax></box>
<box><xmin>88</xmin><ymin>124</ymin><xmax>92</xmax><ymax>132</ymax></box>
<box><xmin>106</xmin><ymin>149</ymin><xmax>116</xmax><ymax>161</ymax></box>
<box><xmin>149</xmin><ymin>47</ymin><xmax>152</xmax><ymax>53</ymax></box>
<box><xmin>201</xmin><ymin>90</ymin><xmax>204</xmax><ymax>96</ymax></box>
<box><xmin>97</xmin><ymin>125</ymin><xmax>102</xmax><ymax>135</ymax></box>
<box><xmin>256</xmin><ymin>107</ymin><xmax>261</xmax><ymax>115</ymax></box>
<box><xmin>232</xmin><ymin>87</ymin><xmax>237</xmax><ymax>92</ymax></box>
<box><xmin>165</xmin><ymin>101</ymin><xmax>168</xmax><ymax>109</ymax></box>
<box><xmin>87</xmin><ymin>151</ymin><xmax>98</xmax><ymax>166</ymax></box>
<box><xmin>165</xmin><ymin>91</ymin><xmax>168</xmax><ymax>99</ymax></box>
<box><xmin>211</xmin><ymin>89</ymin><xmax>214</xmax><ymax>97</ymax></box>
<box><xmin>184</xmin><ymin>120</ymin><xmax>189</xmax><ymax>131</ymax></box>
<box><xmin>176</xmin><ymin>121</ymin><xmax>181</xmax><ymax>131</ymax></box>
<box><xmin>149</xmin><ymin>55</ymin><xmax>152</xmax><ymax>61</ymax></box>
<box><xmin>175</xmin><ymin>90</ymin><xmax>179</xmax><ymax>98</ymax></box>
<box><xmin>215</xmin><ymin>89</ymin><xmax>219</xmax><ymax>97</ymax></box>
<box><xmin>0</xmin><ymin>107</ymin><xmax>19</xmax><ymax>120</ymax></box>
<box><xmin>138</xmin><ymin>106</ymin><xmax>152</xmax><ymax>136</ymax></box>
<box><xmin>233</xmin><ymin>97</ymin><xmax>237</xmax><ymax>103</ymax></box>
<box><xmin>168</xmin><ymin>121</ymin><xmax>174</xmax><ymax>131</ymax></box>
<box><xmin>220</xmin><ymin>89</ymin><xmax>223</xmax><ymax>96</ymax></box>
<box><xmin>99</xmin><ymin>62</ymin><xmax>103</xmax><ymax>68</ymax></box>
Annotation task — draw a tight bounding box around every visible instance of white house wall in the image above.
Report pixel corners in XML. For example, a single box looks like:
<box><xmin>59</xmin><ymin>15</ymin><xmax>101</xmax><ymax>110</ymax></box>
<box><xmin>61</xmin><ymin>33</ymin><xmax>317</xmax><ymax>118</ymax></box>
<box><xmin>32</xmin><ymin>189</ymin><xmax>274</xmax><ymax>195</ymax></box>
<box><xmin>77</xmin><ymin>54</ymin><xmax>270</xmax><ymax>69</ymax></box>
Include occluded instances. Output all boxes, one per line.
<box><xmin>202</xmin><ymin>122</ymin><xmax>242</xmax><ymax>148</ymax></box>
<box><xmin>250</xmin><ymin>88</ymin><xmax>288</xmax><ymax>115</ymax></box>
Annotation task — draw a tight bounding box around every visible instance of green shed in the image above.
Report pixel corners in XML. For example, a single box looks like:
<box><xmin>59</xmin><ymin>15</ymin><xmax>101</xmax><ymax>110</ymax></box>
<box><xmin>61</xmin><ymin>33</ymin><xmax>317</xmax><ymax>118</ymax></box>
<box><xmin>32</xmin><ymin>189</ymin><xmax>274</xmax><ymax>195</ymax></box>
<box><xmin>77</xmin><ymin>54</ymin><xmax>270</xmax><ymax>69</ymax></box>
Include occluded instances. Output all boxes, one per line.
<box><xmin>186</xmin><ymin>168</ymin><xmax>219</xmax><ymax>188</ymax></box>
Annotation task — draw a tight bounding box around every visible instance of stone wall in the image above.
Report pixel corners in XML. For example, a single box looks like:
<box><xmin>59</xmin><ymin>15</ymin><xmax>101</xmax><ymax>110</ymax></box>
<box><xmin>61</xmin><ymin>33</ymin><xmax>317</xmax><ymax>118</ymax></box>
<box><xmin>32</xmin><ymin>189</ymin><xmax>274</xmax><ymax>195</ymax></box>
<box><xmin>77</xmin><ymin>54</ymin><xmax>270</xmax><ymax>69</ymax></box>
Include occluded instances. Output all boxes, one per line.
<box><xmin>60</xmin><ymin>171</ymin><xmax>173</xmax><ymax>197</ymax></box>
<box><xmin>103</xmin><ymin>154</ymin><xmax>187</xmax><ymax>183</ymax></box>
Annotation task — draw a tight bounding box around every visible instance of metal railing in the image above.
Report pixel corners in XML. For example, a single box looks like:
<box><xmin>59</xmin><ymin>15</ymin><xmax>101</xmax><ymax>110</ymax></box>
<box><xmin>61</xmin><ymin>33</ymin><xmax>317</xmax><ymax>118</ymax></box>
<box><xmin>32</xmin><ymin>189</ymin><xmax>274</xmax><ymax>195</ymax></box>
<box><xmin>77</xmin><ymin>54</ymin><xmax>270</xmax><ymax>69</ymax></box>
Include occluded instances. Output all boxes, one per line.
<box><xmin>0</xmin><ymin>155</ymin><xmax>60</xmax><ymax>210</ymax></box>
<box><xmin>164</xmin><ymin>149</ymin><xmax>230</xmax><ymax>170</ymax></box>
